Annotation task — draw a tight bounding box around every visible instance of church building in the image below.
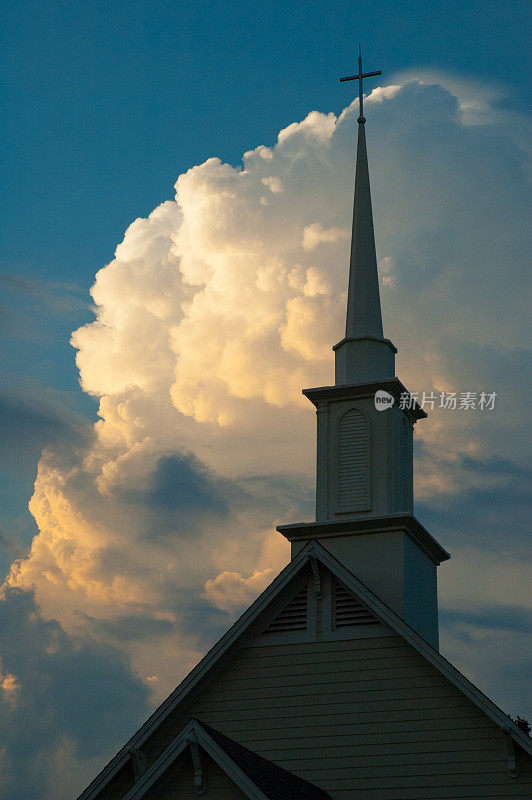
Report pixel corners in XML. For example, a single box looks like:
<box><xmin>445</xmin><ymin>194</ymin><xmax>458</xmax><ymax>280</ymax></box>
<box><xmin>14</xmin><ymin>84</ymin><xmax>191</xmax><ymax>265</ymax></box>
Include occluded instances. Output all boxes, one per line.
<box><xmin>78</xmin><ymin>55</ymin><xmax>532</xmax><ymax>800</ymax></box>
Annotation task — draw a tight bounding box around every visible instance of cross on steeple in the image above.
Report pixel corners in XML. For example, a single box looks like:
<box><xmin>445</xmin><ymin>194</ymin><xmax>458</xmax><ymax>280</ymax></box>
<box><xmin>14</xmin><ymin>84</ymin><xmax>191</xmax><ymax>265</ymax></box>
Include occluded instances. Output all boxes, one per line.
<box><xmin>340</xmin><ymin>44</ymin><xmax>382</xmax><ymax>123</ymax></box>
<box><xmin>335</xmin><ymin>45</ymin><xmax>391</xmax><ymax>358</ymax></box>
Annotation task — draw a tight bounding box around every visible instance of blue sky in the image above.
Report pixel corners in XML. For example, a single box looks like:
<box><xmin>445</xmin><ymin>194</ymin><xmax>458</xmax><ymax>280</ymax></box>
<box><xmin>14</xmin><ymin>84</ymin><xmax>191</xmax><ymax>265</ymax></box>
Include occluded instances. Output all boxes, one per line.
<box><xmin>1</xmin><ymin>2</ymin><xmax>531</xmax><ymax>798</ymax></box>
<box><xmin>3</xmin><ymin>0</ymin><xmax>530</xmax><ymax>287</ymax></box>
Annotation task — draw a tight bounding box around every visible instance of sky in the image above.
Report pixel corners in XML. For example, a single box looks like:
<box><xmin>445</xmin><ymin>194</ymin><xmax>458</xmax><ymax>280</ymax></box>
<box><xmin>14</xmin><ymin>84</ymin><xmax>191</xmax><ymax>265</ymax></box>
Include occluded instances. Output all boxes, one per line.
<box><xmin>1</xmin><ymin>2</ymin><xmax>531</xmax><ymax>798</ymax></box>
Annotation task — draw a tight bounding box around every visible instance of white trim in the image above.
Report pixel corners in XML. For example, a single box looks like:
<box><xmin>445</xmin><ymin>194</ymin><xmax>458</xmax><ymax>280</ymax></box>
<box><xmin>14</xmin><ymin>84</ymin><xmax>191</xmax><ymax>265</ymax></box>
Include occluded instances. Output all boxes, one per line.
<box><xmin>123</xmin><ymin>720</ymin><xmax>269</xmax><ymax>800</ymax></box>
<box><xmin>78</xmin><ymin>539</ymin><xmax>531</xmax><ymax>799</ymax></box>
<box><xmin>123</xmin><ymin>720</ymin><xmax>194</xmax><ymax>799</ymax></box>
<box><xmin>195</xmin><ymin>727</ymin><xmax>269</xmax><ymax>800</ymax></box>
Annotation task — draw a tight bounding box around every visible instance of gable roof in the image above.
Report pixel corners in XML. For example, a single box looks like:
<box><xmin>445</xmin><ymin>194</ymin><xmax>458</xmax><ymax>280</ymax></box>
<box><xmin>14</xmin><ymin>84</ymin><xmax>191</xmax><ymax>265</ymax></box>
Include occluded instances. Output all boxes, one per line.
<box><xmin>78</xmin><ymin>539</ymin><xmax>532</xmax><ymax>799</ymax></box>
<box><xmin>122</xmin><ymin>718</ymin><xmax>333</xmax><ymax>800</ymax></box>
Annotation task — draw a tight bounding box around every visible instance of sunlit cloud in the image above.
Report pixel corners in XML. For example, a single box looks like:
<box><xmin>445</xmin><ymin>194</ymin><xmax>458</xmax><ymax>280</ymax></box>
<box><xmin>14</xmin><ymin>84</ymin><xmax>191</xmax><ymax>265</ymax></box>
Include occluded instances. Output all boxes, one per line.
<box><xmin>0</xmin><ymin>662</ymin><xmax>20</xmax><ymax>708</ymax></box>
<box><xmin>203</xmin><ymin>568</ymin><xmax>275</xmax><ymax>613</ymax></box>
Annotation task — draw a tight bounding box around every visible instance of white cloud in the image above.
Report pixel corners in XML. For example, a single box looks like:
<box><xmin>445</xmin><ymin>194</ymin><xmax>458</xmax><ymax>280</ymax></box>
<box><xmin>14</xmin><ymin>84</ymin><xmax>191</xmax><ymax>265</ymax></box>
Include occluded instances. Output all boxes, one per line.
<box><xmin>261</xmin><ymin>176</ymin><xmax>284</xmax><ymax>193</ymax></box>
<box><xmin>0</xmin><ymin>660</ymin><xmax>19</xmax><ymax>708</ymax></box>
<box><xmin>302</xmin><ymin>222</ymin><xmax>349</xmax><ymax>251</ymax></box>
<box><xmin>203</xmin><ymin>568</ymin><xmax>275</xmax><ymax>613</ymax></box>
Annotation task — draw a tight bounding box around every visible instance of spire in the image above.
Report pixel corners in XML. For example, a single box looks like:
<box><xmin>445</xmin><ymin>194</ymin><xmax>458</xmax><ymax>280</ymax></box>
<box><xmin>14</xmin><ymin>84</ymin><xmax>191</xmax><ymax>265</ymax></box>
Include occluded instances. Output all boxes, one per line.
<box><xmin>345</xmin><ymin>118</ymin><xmax>383</xmax><ymax>339</ymax></box>
<box><xmin>340</xmin><ymin>46</ymin><xmax>383</xmax><ymax>339</ymax></box>
<box><xmin>334</xmin><ymin>48</ymin><xmax>396</xmax><ymax>385</ymax></box>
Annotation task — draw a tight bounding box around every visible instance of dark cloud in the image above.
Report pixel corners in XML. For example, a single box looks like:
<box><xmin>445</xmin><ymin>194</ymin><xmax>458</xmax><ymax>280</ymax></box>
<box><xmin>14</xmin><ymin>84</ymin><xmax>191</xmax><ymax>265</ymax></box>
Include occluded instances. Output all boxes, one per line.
<box><xmin>0</xmin><ymin>389</ymin><xmax>92</xmax><ymax>471</ymax></box>
<box><xmin>147</xmin><ymin>453</ymin><xmax>229</xmax><ymax>516</ymax></box>
<box><xmin>439</xmin><ymin>610</ymin><xmax>532</xmax><ymax>719</ymax></box>
<box><xmin>0</xmin><ymin>588</ymin><xmax>152</xmax><ymax>800</ymax></box>
<box><xmin>0</xmin><ymin>524</ymin><xmax>28</xmax><ymax>561</ymax></box>
<box><xmin>176</xmin><ymin>597</ymin><xmax>235</xmax><ymax>644</ymax></box>
<box><xmin>238</xmin><ymin>473</ymin><xmax>314</xmax><ymax>522</ymax></box>
<box><xmin>492</xmin><ymin>658</ymin><xmax>532</xmax><ymax>721</ymax></box>
<box><xmin>440</xmin><ymin>605</ymin><xmax>532</xmax><ymax>635</ymax></box>
<box><xmin>95</xmin><ymin>452</ymin><xmax>237</xmax><ymax>549</ymax></box>
<box><xmin>109</xmin><ymin>452</ymin><xmax>234</xmax><ymax>532</ymax></box>
<box><xmin>0</xmin><ymin>272</ymin><xmax>89</xmax><ymax>319</ymax></box>
<box><xmin>80</xmin><ymin>613</ymin><xmax>175</xmax><ymax>642</ymax></box>
<box><xmin>416</xmin><ymin>451</ymin><xmax>531</xmax><ymax>551</ymax></box>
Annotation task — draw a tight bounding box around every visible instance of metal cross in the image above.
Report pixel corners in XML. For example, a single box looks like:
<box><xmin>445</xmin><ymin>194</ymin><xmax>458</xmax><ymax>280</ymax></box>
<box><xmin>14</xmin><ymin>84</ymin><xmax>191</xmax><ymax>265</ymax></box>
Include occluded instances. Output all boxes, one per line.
<box><xmin>340</xmin><ymin>44</ymin><xmax>382</xmax><ymax>122</ymax></box>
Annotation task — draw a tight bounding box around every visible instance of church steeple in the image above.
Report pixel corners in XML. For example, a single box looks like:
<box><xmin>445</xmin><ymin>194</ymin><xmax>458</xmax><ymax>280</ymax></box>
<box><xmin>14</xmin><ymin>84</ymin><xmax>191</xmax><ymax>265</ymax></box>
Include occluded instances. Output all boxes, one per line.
<box><xmin>277</xmin><ymin>52</ymin><xmax>450</xmax><ymax>649</ymax></box>
<box><xmin>345</xmin><ymin>56</ymin><xmax>383</xmax><ymax>340</ymax></box>
<box><xmin>333</xmin><ymin>49</ymin><xmax>396</xmax><ymax>385</ymax></box>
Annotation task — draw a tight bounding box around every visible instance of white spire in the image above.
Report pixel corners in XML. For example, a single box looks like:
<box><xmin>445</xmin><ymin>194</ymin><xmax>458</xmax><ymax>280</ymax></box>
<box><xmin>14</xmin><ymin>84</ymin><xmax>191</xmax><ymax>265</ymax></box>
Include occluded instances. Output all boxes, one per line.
<box><xmin>334</xmin><ymin>49</ymin><xmax>396</xmax><ymax>385</ymax></box>
<box><xmin>345</xmin><ymin>118</ymin><xmax>384</xmax><ymax>339</ymax></box>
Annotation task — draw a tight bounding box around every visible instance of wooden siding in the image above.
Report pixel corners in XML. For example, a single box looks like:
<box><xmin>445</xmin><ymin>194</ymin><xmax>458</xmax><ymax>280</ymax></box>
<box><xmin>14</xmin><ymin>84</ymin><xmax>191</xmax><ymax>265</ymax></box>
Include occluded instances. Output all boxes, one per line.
<box><xmin>144</xmin><ymin>750</ymin><xmax>248</xmax><ymax>800</ymax></box>
<box><xmin>96</xmin><ymin>761</ymin><xmax>135</xmax><ymax>800</ymax></box>
<box><xmin>140</xmin><ymin>635</ymin><xmax>532</xmax><ymax>800</ymax></box>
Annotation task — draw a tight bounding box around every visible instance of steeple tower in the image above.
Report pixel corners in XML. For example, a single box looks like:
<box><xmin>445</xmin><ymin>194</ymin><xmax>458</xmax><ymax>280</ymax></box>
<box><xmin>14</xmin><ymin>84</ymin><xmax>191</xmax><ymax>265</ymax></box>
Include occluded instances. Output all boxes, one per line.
<box><xmin>278</xmin><ymin>51</ymin><xmax>449</xmax><ymax>648</ymax></box>
<box><xmin>334</xmin><ymin>46</ymin><xmax>397</xmax><ymax>385</ymax></box>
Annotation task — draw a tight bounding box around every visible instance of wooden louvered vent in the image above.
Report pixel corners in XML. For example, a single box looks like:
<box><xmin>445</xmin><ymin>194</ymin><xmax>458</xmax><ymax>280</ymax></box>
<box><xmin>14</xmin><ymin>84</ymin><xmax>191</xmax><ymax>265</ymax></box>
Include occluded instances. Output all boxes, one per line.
<box><xmin>265</xmin><ymin>587</ymin><xmax>308</xmax><ymax>634</ymax></box>
<box><xmin>398</xmin><ymin>418</ymin><xmax>410</xmax><ymax>511</ymax></box>
<box><xmin>333</xmin><ymin>580</ymin><xmax>376</xmax><ymax>628</ymax></box>
<box><xmin>336</xmin><ymin>409</ymin><xmax>370</xmax><ymax>512</ymax></box>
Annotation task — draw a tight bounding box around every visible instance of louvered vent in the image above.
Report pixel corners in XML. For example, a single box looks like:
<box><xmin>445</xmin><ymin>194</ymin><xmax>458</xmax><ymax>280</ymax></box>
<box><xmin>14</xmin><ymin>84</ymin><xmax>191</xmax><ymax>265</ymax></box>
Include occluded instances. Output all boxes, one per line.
<box><xmin>398</xmin><ymin>418</ymin><xmax>410</xmax><ymax>511</ymax></box>
<box><xmin>264</xmin><ymin>587</ymin><xmax>308</xmax><ymax>634</ymax></box>
<box><xmin>333</xmin><ymin>580</ymin><xmax>376</xmax><ymax>628</ymax></box>
<box><xmin>336</xmin><ymin>409</ymin><xmax>370</xmax><ymax>512</ymax></box>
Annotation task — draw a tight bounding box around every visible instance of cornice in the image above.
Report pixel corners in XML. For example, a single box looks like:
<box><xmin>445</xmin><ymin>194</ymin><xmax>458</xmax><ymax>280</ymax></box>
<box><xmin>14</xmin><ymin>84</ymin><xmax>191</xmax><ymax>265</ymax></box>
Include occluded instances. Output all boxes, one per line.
<box><xmin>303</xmin><ymin>377</ymin><xmax>427</xmax><ymax>421</ymax></box>
<box><xmin>277</xmin><ymin>513</ymin><xmax>450</xmax><ymax>565</ymax></box>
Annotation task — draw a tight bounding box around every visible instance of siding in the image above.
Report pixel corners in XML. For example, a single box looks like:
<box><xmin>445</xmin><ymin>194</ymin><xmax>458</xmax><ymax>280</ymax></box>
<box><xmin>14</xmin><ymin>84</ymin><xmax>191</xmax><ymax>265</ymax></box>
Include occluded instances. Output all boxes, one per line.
<box><xmin>144</xmin><ymin>750</ymin><xmax>248</xmax><ymax>800</ymax></box>
<box><xmin>142</xmin><ymin>635</ymin><xmax>532</xmax><ymax>800</ymax></box>
<box><xmin>96</xmin><ymin>761</ymin><xmax>135</xmax><ymax>800</ymax></box>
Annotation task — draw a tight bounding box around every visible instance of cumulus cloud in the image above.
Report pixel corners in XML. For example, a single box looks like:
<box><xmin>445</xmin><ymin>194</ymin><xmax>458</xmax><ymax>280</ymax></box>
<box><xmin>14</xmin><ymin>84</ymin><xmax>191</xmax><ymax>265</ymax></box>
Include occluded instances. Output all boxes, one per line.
<box><xmin>302</xmin><ymin>222</ymin><xmax>349</xmax><ymax>251</ymax></box>
<box><xmin>1</xmin><ymin>76</ymin><xmax>531</xmax><ymax>792</ymax></box>
<box><xmin>0</xmin><ymin>660</ymin><xmax>20</xmax><ymax>707</ymax></box>
<box><xmin>203</xmin><ymin>568</ymin><xmax>275</xmax><ymax>613</ymax></box>
<box><xmin>261</xmin><ymin>175</ymin><xmax>284</xmax><ymax>194</ymax></box>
